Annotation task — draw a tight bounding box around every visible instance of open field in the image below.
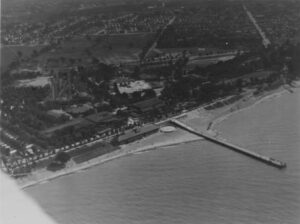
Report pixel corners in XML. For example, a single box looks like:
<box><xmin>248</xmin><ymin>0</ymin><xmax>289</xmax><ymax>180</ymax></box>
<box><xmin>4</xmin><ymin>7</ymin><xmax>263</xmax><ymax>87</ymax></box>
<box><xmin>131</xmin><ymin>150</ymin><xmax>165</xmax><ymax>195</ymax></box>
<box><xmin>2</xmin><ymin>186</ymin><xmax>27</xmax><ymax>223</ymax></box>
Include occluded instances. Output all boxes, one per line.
<box><xmin>35</xmin><ymin>33</ymin><xmax>154</xmax><ymax>67</ymax></box>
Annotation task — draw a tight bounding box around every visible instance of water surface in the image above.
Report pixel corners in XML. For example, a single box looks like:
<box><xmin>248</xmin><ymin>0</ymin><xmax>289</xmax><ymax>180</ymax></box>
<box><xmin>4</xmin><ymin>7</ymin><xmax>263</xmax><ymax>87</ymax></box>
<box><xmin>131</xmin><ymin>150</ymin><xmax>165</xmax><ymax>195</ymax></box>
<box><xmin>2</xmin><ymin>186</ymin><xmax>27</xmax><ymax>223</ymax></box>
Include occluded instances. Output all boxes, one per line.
<box><xmin>27</xmin><ymin>89</ymin><xmax>300</xmax><ymax>224</ymax></box>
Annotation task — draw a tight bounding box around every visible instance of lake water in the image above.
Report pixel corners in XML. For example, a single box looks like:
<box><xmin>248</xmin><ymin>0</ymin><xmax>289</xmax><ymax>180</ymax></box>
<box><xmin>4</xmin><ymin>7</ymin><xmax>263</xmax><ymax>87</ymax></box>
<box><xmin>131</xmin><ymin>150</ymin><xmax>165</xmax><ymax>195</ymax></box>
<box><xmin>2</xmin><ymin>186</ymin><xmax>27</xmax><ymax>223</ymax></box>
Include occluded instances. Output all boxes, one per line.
<box><xmin>27</xmin><ymin>89</ymin><xmax>300</xmax><ymax>224</ymax></box>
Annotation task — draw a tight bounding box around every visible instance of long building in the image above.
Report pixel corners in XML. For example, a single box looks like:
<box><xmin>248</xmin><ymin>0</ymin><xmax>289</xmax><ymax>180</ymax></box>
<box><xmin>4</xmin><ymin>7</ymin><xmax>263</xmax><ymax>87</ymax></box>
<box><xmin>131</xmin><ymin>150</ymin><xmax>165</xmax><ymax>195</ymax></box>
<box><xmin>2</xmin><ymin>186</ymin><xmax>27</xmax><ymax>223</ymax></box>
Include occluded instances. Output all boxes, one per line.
<box><xmin>117</xmin><ymin>124</ymin><xmax>159</xmax><ymax>144</ymax></box>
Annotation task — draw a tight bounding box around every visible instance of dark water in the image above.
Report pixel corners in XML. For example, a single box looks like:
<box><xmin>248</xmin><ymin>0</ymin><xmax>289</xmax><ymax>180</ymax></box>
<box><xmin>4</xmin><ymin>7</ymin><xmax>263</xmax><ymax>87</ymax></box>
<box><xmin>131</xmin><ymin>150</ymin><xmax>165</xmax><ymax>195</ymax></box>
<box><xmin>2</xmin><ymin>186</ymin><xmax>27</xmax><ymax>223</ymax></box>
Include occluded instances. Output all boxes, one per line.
<box><xmin>27</xmin><ymin>90</ymin><xmax>300</xmax><ymax>224</ymax></box>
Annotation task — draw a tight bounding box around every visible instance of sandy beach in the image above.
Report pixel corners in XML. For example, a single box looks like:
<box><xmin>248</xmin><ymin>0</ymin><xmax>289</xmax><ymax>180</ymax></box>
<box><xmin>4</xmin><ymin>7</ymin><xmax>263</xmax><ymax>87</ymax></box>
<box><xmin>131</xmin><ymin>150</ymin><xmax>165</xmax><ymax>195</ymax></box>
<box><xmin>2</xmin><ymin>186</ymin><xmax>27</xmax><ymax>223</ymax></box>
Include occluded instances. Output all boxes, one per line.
<box><xmin>17</xmin><ymin>86</ymin><xmax>292</xmax><ymax>189</ymax></box>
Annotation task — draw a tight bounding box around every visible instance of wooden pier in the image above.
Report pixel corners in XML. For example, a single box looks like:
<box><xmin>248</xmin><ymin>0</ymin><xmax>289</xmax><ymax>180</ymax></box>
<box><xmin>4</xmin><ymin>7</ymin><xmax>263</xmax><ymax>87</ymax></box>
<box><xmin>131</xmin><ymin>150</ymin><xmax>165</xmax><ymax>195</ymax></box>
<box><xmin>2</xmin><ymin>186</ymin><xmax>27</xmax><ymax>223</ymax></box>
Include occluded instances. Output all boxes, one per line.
<box><xmin>170</xmin><ymin>119</ymin><xmax>287</xmax><ymax>169</ymax></box>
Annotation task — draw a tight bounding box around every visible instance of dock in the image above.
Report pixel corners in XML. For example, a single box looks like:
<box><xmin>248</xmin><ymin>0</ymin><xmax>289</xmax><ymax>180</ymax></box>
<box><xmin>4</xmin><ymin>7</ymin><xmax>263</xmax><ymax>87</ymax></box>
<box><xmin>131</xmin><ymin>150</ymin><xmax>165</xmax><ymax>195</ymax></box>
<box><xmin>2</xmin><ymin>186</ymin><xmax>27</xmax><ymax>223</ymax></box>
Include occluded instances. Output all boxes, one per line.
<box><xmin>170</xmin><ymin>119</ymin><xmax>287</xmax><ymax>169</ymax></box>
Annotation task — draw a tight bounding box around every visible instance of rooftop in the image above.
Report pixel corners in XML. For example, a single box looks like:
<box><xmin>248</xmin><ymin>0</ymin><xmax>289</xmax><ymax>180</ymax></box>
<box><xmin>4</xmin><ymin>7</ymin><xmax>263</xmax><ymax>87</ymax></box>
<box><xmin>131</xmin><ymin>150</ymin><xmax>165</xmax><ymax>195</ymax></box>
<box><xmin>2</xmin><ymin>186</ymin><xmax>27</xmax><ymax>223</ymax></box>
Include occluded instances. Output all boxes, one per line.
<box><xmin>117</xmin><ymin>80</ymin><xmax>152</xmax><ymax>94</ymax></box>
<box><xmin>118</xmin><ymin>124</ymin><xmax>159</xmax><ymax>143</ymax></box>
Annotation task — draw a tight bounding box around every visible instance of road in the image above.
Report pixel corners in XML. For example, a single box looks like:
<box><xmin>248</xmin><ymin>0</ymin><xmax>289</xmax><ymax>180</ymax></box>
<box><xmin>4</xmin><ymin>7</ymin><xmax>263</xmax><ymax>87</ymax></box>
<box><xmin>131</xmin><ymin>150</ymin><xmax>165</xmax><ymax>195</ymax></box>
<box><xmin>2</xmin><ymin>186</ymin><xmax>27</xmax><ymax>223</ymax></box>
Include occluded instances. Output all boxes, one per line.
<box><xmin>243</xmin><ymin>5</ymin><xmax>271</xmax><ymax>48</ymax></box>
<box><xmin>142</xmin><ymin>15</ymin><xmax>176</xmax><ymax>60</ymax></box>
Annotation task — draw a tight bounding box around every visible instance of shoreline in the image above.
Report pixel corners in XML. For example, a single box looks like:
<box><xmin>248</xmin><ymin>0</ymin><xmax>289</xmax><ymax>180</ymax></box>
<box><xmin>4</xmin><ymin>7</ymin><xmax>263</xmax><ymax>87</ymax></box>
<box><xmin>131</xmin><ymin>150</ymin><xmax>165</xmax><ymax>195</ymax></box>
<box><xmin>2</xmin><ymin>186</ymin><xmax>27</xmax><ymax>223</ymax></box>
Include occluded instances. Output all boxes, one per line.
<box><xmin>20</xmin><ymin>132</ymin><xmax>203</xmax><ymax>189</ymax></box>
<box><xmin>18</xmin><ymin>86</ymin><xmax>291</xmax><ymax>189</ymax></box>
<box><xmin>208</xmin><ymin>87</ymin><xmax>289</xmax><ymax>132</ymax></box>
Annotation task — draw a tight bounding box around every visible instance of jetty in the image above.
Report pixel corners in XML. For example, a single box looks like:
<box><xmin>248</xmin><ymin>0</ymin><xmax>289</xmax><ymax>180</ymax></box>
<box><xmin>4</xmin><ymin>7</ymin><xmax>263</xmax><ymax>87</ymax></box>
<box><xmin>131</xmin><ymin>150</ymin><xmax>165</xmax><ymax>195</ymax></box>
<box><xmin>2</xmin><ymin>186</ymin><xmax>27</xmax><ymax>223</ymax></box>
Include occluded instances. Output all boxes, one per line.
<box><xmin>170</xmin><ymin>119</ymin><xmax>287</xmax><ymax>169</ymax></box>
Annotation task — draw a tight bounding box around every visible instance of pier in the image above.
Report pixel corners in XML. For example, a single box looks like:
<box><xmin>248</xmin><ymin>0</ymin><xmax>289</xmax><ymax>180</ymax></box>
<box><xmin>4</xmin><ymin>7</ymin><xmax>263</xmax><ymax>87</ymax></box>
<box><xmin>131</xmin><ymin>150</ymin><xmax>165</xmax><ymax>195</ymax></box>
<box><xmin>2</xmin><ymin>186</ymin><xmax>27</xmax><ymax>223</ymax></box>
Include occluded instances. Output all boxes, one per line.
<box><xmin>170</xmin><ymin>119</ymin><xmax>287</xmax><ymax>169</ymax></box>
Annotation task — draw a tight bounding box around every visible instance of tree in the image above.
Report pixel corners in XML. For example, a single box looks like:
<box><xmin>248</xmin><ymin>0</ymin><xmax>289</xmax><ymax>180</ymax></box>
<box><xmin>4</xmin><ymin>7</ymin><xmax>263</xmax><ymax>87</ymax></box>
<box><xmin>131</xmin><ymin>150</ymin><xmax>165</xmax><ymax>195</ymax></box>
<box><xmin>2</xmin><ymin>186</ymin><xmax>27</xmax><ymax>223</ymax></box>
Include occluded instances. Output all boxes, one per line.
<box><xmin>85</xmin><ymin>48</ymin><xmax>92</xmax><ymax>56</ymax></box>
<box><xmin>85</xmin><ymin>34</ymin><xmax>91</xmax><ymax>41</ymax></box>
<box><xmin>17</xmin><ymin>51</ymin><xmax>23</xmax><ymax>58</ymax></box>
<box><xmin>60</xmin><ymin>56</ymin><xmax>66</xmax><ymax>63</ymax></box>
<box><xmin>132</xmin><ymin>91</ymin><xmax>142</xmax><ymax>101</ymax></box>
<box><xmin>236</xmin><ymin>79</ymin><xmax>243</xmax><ymax>92</ymax></box>
<box><xmin>128</xmin><ymin>42</ymin><xmax>134</xmax><ymax>48</ymax></box>
<box><xmin>92</xmin><ymin>57</ymin><xmax>99</xmax><ymax>65</ymax></box>
<box><xmin>31</xmin><ymin>49</ymin><xmax>38</xmax><ymax>58</ymax></box>
<box><xmin>132</xmin><ymin>66</ymin><xmax>140</xmax><ymax>79</ymax></box>
<box><xmin>69</xmin><ymin>58</ymin><xmax>76</xmax><ymax>65</ymax></box>
<box><xmin>144</xmin><ymin>89</ymin><xmax>156</xmax><ymax>99</ymax></box>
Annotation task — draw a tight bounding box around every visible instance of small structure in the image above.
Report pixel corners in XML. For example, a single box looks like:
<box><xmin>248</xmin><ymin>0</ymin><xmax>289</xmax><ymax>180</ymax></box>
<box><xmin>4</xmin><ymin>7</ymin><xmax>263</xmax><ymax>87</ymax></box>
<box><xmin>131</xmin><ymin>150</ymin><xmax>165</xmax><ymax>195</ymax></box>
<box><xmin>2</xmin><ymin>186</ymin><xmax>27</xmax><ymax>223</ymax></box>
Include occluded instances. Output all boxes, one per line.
<box><xmin>160</xmin><ymin>126</ymin><xmax>176</xmax><ymax>133</ymax></box>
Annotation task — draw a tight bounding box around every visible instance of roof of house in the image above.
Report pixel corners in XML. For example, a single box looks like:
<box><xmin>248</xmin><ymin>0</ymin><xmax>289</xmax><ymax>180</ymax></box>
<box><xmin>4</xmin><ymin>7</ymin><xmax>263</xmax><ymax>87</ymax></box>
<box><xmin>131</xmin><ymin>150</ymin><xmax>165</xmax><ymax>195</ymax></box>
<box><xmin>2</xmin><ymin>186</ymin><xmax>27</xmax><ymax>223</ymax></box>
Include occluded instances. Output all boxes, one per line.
<box><xmin>118</xmin><ymin>124</ymin><xmax>159</xmax><ymax>142</ymax></box>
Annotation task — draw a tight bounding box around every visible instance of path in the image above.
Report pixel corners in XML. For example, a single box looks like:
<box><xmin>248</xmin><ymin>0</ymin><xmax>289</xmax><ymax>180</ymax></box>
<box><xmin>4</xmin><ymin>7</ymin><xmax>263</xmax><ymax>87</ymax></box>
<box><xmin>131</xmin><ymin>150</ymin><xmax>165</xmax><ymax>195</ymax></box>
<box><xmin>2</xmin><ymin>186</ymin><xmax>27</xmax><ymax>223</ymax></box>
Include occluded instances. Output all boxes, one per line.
<box><xmin>142</xmin><ymin>15</ymin><xmax>176</xmax><ymax>60</ymax></box>
<box><xmin>243</xmin><ymin>5</ymin><xmax>271</xmax><ymax>48</ymax></box>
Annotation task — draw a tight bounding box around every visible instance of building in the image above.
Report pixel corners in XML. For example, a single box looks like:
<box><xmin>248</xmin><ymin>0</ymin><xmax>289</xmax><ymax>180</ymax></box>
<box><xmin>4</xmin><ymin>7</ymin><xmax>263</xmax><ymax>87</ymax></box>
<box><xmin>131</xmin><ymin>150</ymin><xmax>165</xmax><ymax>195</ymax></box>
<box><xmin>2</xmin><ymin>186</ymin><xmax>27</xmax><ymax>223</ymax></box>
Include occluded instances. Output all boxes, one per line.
<box><xmin>117</xmin><ymin>124</ymin><xmax>159</xmax><ymax>144</ymax></box>
<box><xmin>116</xmin><ymin>80</ymin><xmax>152</xmax><ymax>95</ymax></box>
